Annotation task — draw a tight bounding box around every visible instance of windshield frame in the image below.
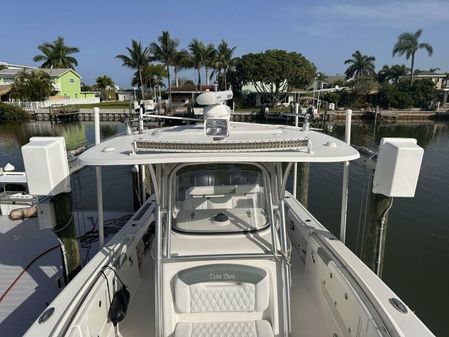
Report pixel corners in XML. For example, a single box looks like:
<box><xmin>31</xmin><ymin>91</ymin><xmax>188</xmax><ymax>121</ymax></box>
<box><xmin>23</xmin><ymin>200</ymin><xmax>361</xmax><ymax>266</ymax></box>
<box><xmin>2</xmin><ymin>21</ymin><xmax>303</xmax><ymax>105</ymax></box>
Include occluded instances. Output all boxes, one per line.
<box><xmin>168</xmin><ymin>162</ymin><xmax>273</xmax><ymax>235</ymax></box>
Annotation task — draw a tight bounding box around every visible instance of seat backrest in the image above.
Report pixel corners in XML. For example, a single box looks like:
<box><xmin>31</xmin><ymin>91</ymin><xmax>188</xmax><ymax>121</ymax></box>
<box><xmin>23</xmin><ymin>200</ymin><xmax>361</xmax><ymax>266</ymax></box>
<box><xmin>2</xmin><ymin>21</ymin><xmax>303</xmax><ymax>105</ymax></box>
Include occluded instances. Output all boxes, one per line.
<box><xmin>174</xmin><ymin>264</ymin><xmax>269</xmax><ymax>313</ymax></box>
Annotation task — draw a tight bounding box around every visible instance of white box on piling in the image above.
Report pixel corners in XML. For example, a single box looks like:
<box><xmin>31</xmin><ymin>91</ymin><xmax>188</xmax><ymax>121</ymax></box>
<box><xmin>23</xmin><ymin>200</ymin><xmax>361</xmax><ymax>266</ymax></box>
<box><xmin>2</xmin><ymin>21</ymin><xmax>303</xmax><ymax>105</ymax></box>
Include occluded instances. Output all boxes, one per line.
<box><xmin>21</xmin><ymin>137</ymin><xmax>70</xmax><ymax>196</ymax></box>
<box><xmin>373</xmin><ymin>138</ymin><xmax>424</xmax><ymax>197</ymax></box>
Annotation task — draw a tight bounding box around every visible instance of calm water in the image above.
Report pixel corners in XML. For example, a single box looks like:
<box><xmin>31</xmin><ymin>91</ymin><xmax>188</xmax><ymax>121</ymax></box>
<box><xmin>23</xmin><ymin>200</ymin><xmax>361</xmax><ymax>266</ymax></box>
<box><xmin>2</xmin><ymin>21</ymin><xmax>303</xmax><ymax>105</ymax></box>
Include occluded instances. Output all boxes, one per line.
<box><xmin>0</xmin><ymin>120</ymin><xmax>448</xmax><ymax>336</ymax></box>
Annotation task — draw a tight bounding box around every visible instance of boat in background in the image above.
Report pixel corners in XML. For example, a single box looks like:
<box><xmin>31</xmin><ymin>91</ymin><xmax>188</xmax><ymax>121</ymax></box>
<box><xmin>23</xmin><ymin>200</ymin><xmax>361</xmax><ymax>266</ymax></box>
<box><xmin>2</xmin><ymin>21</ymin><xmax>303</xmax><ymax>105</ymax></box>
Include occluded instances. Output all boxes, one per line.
<box><xmin>0</xmin><ymin>164</ymin><xmax>36</xmax><ymax>217</ymax></box>
<box><xmin>22</xmin><ymin>90</ymin><xmax>433</xmax><ymax>337</ymax></box>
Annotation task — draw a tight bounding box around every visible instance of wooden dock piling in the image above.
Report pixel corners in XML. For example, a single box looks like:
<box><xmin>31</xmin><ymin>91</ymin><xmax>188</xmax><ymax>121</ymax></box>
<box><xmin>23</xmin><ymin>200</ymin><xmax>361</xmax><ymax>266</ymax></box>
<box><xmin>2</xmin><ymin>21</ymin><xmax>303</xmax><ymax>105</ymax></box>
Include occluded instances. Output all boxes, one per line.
<box><xmin>51</xmin><ymin>192</ymin><xmax>81</xmax><ymax>282</ymax></box>
<box><xmin>360</xmin><ymin>193</ymin><xmax>392</xmax><ymax>277</ymax></box>
<box><xmin>296</xmin><ymin>163</ymin><xmax>310</xmax><ymax>208</ymax></box>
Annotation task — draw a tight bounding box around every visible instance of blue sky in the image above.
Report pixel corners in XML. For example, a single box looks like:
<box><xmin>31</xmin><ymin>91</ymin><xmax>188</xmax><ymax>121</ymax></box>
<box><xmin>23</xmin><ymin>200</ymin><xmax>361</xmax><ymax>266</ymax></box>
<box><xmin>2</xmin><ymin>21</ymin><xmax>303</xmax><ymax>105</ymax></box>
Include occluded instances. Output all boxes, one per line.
<box><xmin>2</xmin><ymin>0</ymin><xmax>449</xmax><ymax>88</ymax></box>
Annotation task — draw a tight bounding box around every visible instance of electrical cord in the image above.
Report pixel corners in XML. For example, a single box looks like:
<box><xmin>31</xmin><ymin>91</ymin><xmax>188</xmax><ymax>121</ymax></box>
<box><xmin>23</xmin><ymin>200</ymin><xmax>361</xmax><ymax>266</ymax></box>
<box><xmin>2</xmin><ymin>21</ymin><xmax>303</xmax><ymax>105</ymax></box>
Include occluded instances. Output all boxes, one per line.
<box><xmin>82</xmin><ymin>214</ymin><xmax>132</xmax><ymax>264</ymax></box>
<box><xmin>0</xmin><ymin>245</ymin><xmax>59</xmax><ymax>304</ymax></box>
<box><xmin>0</xmin><ymin>214</ymin><xmax>132</xmax><ymax>303</ymax></box>
<box><xmin>52</xmin><ymin>214</ymin><xmax>74</xmax><ymax>233</ymax></box>
<box><xmin>99</xmin><ymin>270</ymin><xmax>112</xmax><ymax>304</ymax></box>
<box><xmin>101</xmin><ymin>265</ymin><xmax>126</xmax><ymax>287</ymax></box>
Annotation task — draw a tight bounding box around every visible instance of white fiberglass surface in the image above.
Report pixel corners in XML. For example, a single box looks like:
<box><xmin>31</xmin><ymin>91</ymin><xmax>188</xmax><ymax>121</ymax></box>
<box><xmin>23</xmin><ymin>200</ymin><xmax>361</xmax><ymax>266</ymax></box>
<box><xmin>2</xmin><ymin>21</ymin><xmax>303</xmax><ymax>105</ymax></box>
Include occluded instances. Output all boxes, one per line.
<box><xmin>173</xmin><ymin>164</ymin><xmax>268</xmax><ymax>234</ymax></box>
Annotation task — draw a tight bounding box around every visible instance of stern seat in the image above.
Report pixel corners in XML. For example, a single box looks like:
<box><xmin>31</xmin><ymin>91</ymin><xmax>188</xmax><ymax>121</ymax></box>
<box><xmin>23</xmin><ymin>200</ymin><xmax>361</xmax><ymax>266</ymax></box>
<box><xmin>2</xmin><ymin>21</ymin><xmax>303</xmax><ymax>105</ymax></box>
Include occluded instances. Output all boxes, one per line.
<box><xmin>173</xmin><ymin>264</ymin><xmax>274</xmax><ymax>337</ymax></box>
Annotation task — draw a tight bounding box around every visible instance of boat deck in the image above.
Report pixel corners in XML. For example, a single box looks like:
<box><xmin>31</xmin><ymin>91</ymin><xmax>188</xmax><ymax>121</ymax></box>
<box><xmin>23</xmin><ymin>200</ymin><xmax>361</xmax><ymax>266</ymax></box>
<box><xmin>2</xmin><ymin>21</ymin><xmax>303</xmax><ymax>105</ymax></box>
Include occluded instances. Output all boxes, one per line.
<box><xmin>115</xmin><ymin>248</ymin><xmax>340</xmax><ymax>337</ymax></box>
<box><xmin>118</xmin><ymin>252</ymin><xmax>155</xmax><ymax>337</ymax></box>
<box><xmin>291</xmin><ymin>249</ymin><xmax>342</xmax><ymax>337</ymax></box>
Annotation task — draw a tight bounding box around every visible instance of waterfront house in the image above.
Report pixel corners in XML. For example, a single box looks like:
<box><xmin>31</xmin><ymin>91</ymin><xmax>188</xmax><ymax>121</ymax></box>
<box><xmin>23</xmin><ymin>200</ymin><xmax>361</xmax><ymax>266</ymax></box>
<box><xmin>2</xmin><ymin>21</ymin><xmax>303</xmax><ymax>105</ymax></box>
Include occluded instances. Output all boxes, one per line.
<box><xmin>397</xmin><ymin>71</ymin><xmax>449</xmax><ymax>106</ymax></box>
<box><xmin>171</xmin><ymin>84</ymin><xmax>215</xmax><ymax>104</ymax></box>
<box><xmin>0</xmin><ymin>61</ymin><xmax>35</xmax><ymax>71</ymax></box>
<box><xmin>0</xmin><ymin>68</ymin><xmax>96</xmax><ymax>100</ymax></box>
<box><xmin>241</xmin><ymin>81</ymin><xmax>295</xmax><ymax>107</ymax></box>
<box><xmin>406</xmin><ymin>70</ymin><xmax>449</xmax><ymax>90</ymax></box>
<box><xmin>320</xmin><ymin>75</ymin><xmax>346</xmax><ymax>89</ymax></box>
<box><xmin>241</xmin><ymin>74</ymin><xmax>348</xmax><ymax>107</ymax></box>
<box><xmin>116</xmin><ymin>89</ymin><xmax>137</xmax><ymax>101</ymax></box>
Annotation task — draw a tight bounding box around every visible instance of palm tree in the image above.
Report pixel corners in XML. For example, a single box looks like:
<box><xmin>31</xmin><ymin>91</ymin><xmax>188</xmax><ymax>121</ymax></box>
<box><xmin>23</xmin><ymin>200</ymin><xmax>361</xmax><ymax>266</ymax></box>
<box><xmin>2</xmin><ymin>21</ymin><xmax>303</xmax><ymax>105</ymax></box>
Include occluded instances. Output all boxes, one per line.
<box><xmin>211</xmin><ymin>40</ymin><xmax>236</xmax><ymax>89</ymax></box>
<box><xmin>172</xmin><ymin>51</ymin><xmax>191</xmax><ymax>87</ymax></box>
<box><xmin>33</xmin><ymin>36</ymin><xmax>79</xmax><ymax>69</ymax></box>
<box><xmin>95</xmin><ymin>75</ymin><xmax>114</xmax><ymax>100</ymax></box>
<box><xmin>378</xmin><ymin>65</ymin><xmax>409</xmax><ymax>84</ymax></box>
<box><xmin>344</xmin><ymin>51</ymin><xmax>376</xmax><ymax>79</ymax></box>
<box><xmin>149</xmin><ymin>31</ymin><xmax>179</xmax><ymax>100</ymax></box>
<box><xmin>116</xmin><ymin>40</ymin><xmax>149</xmax><ymax>99</ymax></box>
<box><xmin>389</xmin><ymin>64</ymin><xmax>409</xmax><ymax>83</ymax></box>
<box><xmin>133</xmin><ymin>64</ymin><xmax>167</xmax><ymax>98</ymax></box>
<box><xmin>203</xmin><ymin>43</ymin><xmax>216</xmax><ymax>86</ymax></box>
<box><xmin>187</xmin><ymin>39</ymin><xmax>207</xmax><ymax>88</ymax></box>
<box><xmin>377</xmin><ymin>65</ymin><xmax>391</xmax><ymax>83</ymax></box>
<box><xmin>392</xmin><ymin>29</ymin><xmax>433</xmax><ymax>86</ymax></box>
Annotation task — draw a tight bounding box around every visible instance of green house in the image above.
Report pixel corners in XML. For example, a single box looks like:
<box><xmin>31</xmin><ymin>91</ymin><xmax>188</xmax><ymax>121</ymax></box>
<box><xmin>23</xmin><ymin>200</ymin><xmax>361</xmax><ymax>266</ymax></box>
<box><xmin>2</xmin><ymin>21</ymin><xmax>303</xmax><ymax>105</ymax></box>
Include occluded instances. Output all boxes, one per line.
<box><xmin>46</xmin><ymin>69</ymin><xmax>82</xmax><ymax>99</ymax></box>
<box><xmin>0</xmin><ymin>68</ymin><xmax>96</xmax><ymax>99</ymax></box>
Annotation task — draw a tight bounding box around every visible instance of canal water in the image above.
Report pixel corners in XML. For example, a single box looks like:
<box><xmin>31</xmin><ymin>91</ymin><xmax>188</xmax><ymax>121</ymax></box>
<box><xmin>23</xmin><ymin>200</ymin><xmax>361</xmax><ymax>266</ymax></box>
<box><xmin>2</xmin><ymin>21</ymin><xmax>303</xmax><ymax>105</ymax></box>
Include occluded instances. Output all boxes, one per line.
<box><xmin>0</xmin><ymin>120</ymin><xmax>448</xmax><ymax>336</ymax></box>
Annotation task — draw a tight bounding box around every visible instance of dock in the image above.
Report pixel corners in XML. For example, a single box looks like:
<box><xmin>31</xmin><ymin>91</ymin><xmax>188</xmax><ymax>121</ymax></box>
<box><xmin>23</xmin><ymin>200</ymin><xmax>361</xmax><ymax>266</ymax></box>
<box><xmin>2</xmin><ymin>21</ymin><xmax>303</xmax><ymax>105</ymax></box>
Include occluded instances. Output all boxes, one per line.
<box><xmin>378</xmin><ymin>110</ymin><xmax>449</xmax><ymax>122</ymax></box>
<box><xmin>31</xmin><ymin>108</ymin><xmax>262</xmax><ymax>124</ymax></box>
<box><xmin>0</xmin><ymin>211</ymin><xmax>131</xmax><ymax>336</ymax></box>
<box><xmin>323</xmin><ymin>109</ymin><xmax>449</xmax><ymax>122</ymax></box>
<box><xmin>29</xmin><ymin>105</ymin><xmax>449</xmax><ymax>125</ymax></box>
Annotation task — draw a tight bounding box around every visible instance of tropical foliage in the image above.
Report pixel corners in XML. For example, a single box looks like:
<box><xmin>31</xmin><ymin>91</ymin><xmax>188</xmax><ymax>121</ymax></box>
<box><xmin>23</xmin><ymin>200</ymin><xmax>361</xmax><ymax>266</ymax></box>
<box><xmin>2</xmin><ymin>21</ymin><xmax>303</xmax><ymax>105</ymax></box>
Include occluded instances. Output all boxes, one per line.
<box><xmin>132</xmin><ymin>64</ymin><xmax>167</xmax><ymax>98</ymax></box>
<box><xmin>344</xmin><ymin>51</ymin><xmax>376</xmax><ymax>79</ymax></box>
<box><xmin>33</xmin><ymin>36</ymin><xmax>79</xmax><ymax>69</ymax></box>
<box><xmin>378</xmin><ymin>79</ymin><xmax>437</xmax><ymax>109</ymax></box>
<box><xmin>116</xmin><ymin>40</ymin><xmax>149</xmax><ymax>99</ymax></box>
<box><xmin>117</xmin><ymin>34</ymin><xmax>237</xmax><ymax>98</ymax></box>
<box><xmin>408</xmin><ymin>78</ymin><xmax>437</xmax><ymax>108</ymax></box>
<box><xmin>338</xmin><ymin>76</ymin><xmax>379</xmax><ymax>108</ymax></box>
<box><xmin>239</xmin><ymin>50</ymin><xmax>316</xmax><ymax>107</ymax></box>
<box><xmin>203</xmin><ymin>43</ymin><xmax>216</xmax><ymax>86</ymax></box>
<box><xmin>392</xmin><ymin>29</ymin><xmax>433</xmax><ymax>85</ymax></box>
<box><xmin>186</xmin><ymin>39</ymin><xmax>208</xmax><ymax>88</ymax></box>
<box><xmin>211</xmin><ymin>40</ymin><xmax>237</xmax><ymax>90</ymax></box>
<box><xmin>0</xmin><ymin>102</ymin><xmax>28</xmax><ymax>121</ymax></box>
<box><xmin>377</xmin><ymin>83</ymin><xmax>414</xmax><ymax>109</ymax></box>
<box><xmin>172</xmin><ymin>51</ymin><xmax>191</xmax><ymax>87</ymax></box>
<box><xmin>95</xmin><ymin>75</ymin><xmax>115</xmax><ymax>100</ymax></box>
<box><xmin>113</xmin><ymin>29</ymin><xmax>440</xmax><ymax>110</ymax></box>
<box><xmin>149</xmin><ymin>31</ymin><xmax>179</xmax><ymax>99</ymax></box>
<box><xmin>10</xmin><ymin>70</ymin><xmax>54</xmax><ymax>101</ymax></box>
<box><xmin>377</xmin><ymin>64</ymin><xmax>409</xmax><ymax>83</ymax></box>
<box><xmin>81</xmin><ymin>82</ymin><xmax>92</xmax><ymax>91</ymax></box>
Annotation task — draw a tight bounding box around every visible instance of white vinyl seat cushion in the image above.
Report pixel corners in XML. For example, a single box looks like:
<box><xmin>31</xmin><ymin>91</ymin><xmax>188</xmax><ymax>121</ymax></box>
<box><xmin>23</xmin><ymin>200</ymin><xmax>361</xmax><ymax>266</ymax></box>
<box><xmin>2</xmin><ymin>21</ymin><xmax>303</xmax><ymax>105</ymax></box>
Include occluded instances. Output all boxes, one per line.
<box><xmin>174</xmin><ymin>320</ymin><xmax>274</xmax><ymax>337</ymax></box>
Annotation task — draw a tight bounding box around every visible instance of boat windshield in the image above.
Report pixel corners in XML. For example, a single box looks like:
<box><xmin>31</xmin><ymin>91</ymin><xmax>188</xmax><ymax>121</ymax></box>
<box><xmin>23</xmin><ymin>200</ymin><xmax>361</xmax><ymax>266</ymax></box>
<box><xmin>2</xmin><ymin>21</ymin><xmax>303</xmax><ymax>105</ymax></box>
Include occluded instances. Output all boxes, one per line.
<box><xmin>173</xmin><ymin>164</ymin><xmax>269</xmax><ymax>234</ymax></box>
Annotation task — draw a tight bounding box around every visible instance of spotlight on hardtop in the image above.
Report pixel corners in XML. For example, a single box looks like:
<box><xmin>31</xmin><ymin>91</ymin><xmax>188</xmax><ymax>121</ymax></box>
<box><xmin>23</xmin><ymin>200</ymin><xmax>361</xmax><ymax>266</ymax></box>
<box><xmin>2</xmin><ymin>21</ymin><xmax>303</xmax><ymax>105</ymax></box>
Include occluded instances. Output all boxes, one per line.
<box><xmin>196</xmin><ymin>90</ymin><xmax>233</xmax><ymax>139</ymax></box>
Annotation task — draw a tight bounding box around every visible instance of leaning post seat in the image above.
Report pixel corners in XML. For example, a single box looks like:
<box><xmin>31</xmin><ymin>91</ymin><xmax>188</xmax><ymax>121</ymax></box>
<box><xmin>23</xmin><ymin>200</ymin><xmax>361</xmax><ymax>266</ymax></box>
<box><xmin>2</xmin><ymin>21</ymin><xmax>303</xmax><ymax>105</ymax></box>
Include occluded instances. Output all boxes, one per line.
<box><xmin>173</xmin><ymin>264</ymin><xmax>274</xmax><ymax>337</ymax></box>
